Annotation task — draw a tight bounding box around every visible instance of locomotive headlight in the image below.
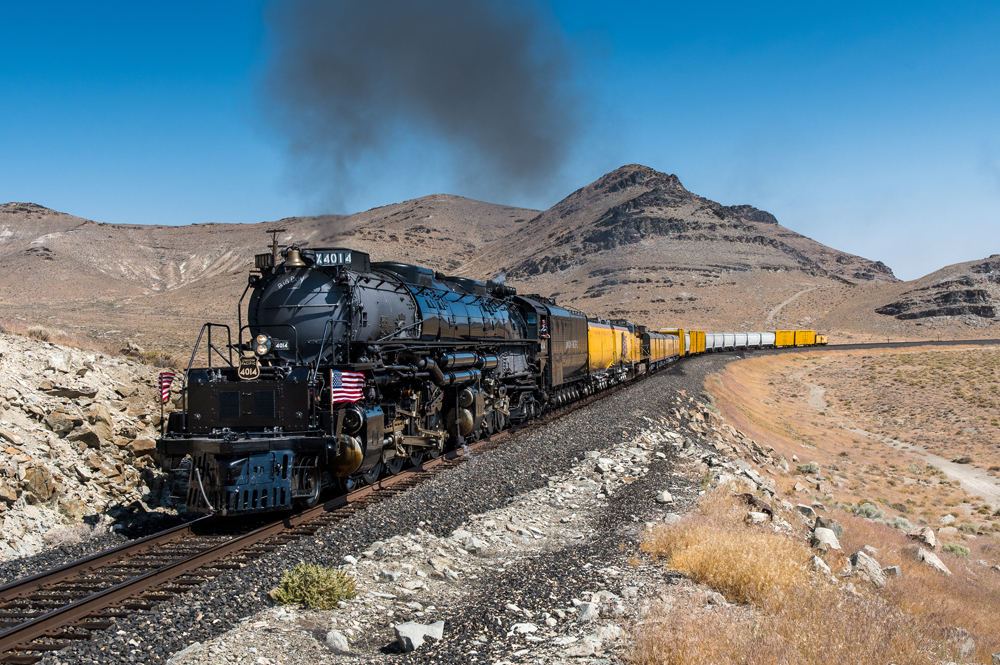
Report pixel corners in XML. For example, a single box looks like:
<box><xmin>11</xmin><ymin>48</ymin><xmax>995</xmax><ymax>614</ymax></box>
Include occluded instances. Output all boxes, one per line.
<box><xmin>254</xmin><ymin>333</ymin><xmax>272</xmax><ymax>356</ymax></box>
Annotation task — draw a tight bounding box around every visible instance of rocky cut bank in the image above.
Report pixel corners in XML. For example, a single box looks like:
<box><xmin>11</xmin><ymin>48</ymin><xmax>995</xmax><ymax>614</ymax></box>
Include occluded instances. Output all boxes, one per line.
<box><xmin>0</xmin><ymin>330</ymin><xmax>175</xmax><ymax>559</ymax></box>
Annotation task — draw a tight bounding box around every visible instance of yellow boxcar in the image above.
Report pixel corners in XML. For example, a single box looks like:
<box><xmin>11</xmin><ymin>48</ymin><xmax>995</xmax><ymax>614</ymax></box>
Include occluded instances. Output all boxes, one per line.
<box><xmin>691</xmin><ymin>330</ymin><xmax>706</xmax><ymax>354</ymax></box>
<box><xmin>587</xmin><ymin>321</ymin><xmax>617</xmax><ymax>370</ymax></box>
<box><xmin>795</xmin><ymin>330</ymin><xmax>816</xmax><ymax>346</ymax></box>
<box><xmin>816</xmin><ymin>334</ymin><xmax>828</xmax><ymax>345</ymax></box>
<box><xmin>774</xmin><ymin>330</ymin><xmax>796</xmax><ymax>347</ymax></box>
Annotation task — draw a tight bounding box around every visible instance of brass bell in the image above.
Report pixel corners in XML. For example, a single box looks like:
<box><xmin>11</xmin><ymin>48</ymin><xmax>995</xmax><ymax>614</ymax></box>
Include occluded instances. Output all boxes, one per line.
<box><xmin>284</xmin><ymin>246</ymin><xmax>306</xmax><ymax>267</ymax></box>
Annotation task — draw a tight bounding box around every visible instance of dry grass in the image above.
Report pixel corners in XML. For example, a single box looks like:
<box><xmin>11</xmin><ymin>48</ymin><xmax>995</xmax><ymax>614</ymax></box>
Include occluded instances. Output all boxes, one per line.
<box><xmin>0</xmin><ymin>317</ymin><xmax>144</xmax><ymax>360</ymax></box>
<box><xmin>641</xmin><ymin>490</ymin><xmax>811</xmax><ymax>605</ymax></box>
<box><xmin>631</xmin><ymin>487</ymin><xmax>961</xmax><ymax>665</ymax></box>
<box><xmin>836</xmin><ymin>512</ymin><xmax>1000</xmax><ymax>660</ymax></box>
<box><xmin>42</xmin><ymin>523</ymin><xmax>106</xmax><ymax>547</ymax></box>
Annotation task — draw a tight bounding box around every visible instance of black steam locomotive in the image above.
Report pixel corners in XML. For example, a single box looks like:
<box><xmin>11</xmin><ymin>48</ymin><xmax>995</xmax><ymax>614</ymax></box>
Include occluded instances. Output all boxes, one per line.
<box><xmin>157</xmin><ymin>240</ymin><xmax>599</xmax><ymax>515</ymax></box>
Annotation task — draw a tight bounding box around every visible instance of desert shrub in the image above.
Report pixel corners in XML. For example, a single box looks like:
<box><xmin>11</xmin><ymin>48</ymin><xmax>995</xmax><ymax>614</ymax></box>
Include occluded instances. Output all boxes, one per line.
<box><xmin>853</xmin><ymin>503</ymin><xmax>885</xmax><ymax>520</ymax></box>
<box><xmin>889</xmin><ymin>502</ymin><xmax>911</xmax><ymax>514</ymax></box>
<box><xmin>957</xmin><ymin>522</ymin><xmax>978</xmax><ymax>533</ymax></box>
<box><xmin>27</xmin><ymin>326</ymin><xmax>52</xmax><ymax>342</ymax></box>
<box><xmin>942</xmin><ymin>543</ymin><xmax>970</xmax><ymax>557</ymax></box>
<box><xmin>270</xmin><ymin>563</ymin><xmax>356</xmax><ymax>609</ymax></box>
<box><xmin>796</xmin><ymin>461</ymin><xmax>820</xmax><ymax>475</ymax></box>
<box><xmin>138</xmin><ymin>350</ymin><xmax>180</xmax><ymax>368</ymax></box>
<box><xmin>641</xmin><ymin>487</ymin><xmax>810</xmax><ymax>605</ymax></box>
<box><xmin>886</xmin><ymin>516</ymin><xmax>913</xmax><ymax>531</ymax></box>
<box><xmin>42</xmin><ymin>523</ymin><xmax>104</xmax><ymax>546</ymax></box>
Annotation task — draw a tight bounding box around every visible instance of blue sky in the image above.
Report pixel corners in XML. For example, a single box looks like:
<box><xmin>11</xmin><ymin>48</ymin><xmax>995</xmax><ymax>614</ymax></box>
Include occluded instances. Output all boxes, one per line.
<box><xmin>2</xmin><ymin>1</ymin><xmax>999</xmax><ymax>280</ymax></box>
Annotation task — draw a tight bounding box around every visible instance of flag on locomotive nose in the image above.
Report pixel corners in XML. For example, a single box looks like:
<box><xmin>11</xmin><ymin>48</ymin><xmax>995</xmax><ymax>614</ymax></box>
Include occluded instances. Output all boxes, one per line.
<box><xmin>331</xmin><ymin>370</ymin><xmax>365</xmax><ymax>403</ymax></box>
<box><xmin>158</xmin><ymin>372</ymin><xmax>176</xmax><ymax>404</ymax></box>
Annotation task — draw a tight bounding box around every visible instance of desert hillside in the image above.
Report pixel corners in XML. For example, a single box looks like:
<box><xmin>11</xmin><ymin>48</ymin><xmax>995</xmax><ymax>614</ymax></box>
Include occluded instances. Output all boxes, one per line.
<box><xmin>1</xmin><ymin>165</ymin><xmax>998</xmax><ymax>353</ymax></box>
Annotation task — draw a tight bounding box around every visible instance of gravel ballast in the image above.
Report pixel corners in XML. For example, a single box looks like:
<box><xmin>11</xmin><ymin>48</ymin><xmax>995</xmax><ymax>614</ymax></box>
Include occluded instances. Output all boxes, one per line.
<box><xmin>37</xmin><ymin>352</ymin><xmax>752</xmax><ymax>665</ymax></box>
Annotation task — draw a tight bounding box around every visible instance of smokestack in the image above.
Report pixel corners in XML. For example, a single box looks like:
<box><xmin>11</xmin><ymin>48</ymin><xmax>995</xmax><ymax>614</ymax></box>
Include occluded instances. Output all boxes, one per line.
<box><xmin>260</xmin><ymin>0</ymin><xmax>579</xmax><ymax>208</ymax></box>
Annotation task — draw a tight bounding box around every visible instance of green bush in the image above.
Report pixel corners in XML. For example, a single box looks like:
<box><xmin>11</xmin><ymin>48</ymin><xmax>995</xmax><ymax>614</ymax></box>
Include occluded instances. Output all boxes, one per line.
<box><xmin>270</xmin><ymin>563</ymin><xmax>357</xmax><ymax>609</ymax></box>
<box><xmin>941</xmin><ymin>543</ymin><xmax>970</xmax><ymax>557</ymax></box>
<box><xmin>957</xmin><ymin>522</ymin><xmax>978</xmax><ymax>533</ymax></box>
<box><xmin>886</xmin><ymin>516</ymin><xmax>913</xmax><ymax>531</ymax></box>
<box><xmin>852</xmin><ymin>503</ymin><xmax>884</xmax><ymax>520</ymax></box>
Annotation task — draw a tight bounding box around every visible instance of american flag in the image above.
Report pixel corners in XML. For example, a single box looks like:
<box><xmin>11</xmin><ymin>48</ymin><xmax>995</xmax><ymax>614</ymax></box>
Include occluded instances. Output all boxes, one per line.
<box><xmin>158</xmin><ymin>372</ymin><xmax>176</xmax><ymax>404</ymax></box>
<box><xmin>331</xmin><ymin>370</ymin><xmax>365</xmax><ymax>403</ymax></box>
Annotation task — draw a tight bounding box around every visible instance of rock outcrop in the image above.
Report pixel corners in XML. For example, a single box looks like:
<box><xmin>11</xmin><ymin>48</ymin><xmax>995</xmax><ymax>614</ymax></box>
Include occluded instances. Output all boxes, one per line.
<box><xmin>0</xmin><ymin>331</ymin><xmax>177</xmax><ymax>559</ymax></box>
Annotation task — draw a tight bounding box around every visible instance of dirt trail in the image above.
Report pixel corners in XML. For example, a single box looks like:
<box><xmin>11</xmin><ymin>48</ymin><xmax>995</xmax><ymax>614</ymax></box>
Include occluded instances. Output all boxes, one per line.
<box><xmin>790</xmin><ymin>363</ymin><xmax>1000</xmax><ymax>504</ymax></box>
<box><xmin>765</xmin><ymin>285</ymin><xmax>819</xmax><ymax>325</ymax></box>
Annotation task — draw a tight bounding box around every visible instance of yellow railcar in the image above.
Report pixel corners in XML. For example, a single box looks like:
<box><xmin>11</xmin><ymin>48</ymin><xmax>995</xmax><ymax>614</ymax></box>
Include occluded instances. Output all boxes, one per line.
<box><xmin>816</xmin><ymin>334</ymin><xmax>828</xmax><ymax>345</ymax></box>
<box><xmin>587</xmin><ymin>321</ymin><xmax>617</xmax><ymax>370</ymax></box>
<box><xmin>773</xmin><ymin>330</ymin><xmax>796</xmax><ymax>347</ymax></box>
<box><xmin>691</xmin><ymin>330</ymin><xmax>706</xmax><ymax>354</ymax></box>
<box><xmin>794</xmin><ymin>330</ymin><xmax>816</xmax><ymax>346</ymax></box>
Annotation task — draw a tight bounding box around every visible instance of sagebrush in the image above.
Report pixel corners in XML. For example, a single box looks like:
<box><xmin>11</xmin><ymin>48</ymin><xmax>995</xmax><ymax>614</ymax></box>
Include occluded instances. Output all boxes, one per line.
<box><xmin>270</xmin><ymin>563</ymin><xmax>356</xmax><ymax>610</ymax></box>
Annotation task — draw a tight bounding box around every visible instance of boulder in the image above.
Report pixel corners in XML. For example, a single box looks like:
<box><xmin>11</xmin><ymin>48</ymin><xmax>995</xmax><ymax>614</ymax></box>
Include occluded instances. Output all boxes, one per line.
<box><xmin>0</xmin><ymin>429</ymin><xmax>24</xmax><ymax>446</ymax></box>
<box><xmin>0</xmin><ymin>480</ymin><xmax>19</xmax><ymax>504</ymax></box>
<box><xmin>796</xmin><ymin>504</ymin><xmax>817</xmax><ymax>520</ymax></box>
<box><xmin>129</xmin><ymin>438</ymin><xmax>157</xmax><ymax>456</ymax></box>
<box><xmin>45</xmin><ymin>410</ymin><xmax>80</xmax><ymax>436</ymax></box>
<box><xmin>815</xmin><ymin>516</ymin><xmax>844</xmax><ymax>538</ymax></box>
<box><xmin>41</xmin><ymin>386</ymin><xmax>98</xmax><ymax>399</ymax></box>
<box><xmin>655</xmin><ymin>490</ymin><xmax>674</xmax><ymax>504</ymax></box>
<box><xmin>907</xmin><ymin>527</ymin><xmax>936</xmax><ymax>549</ymax></box>
<box><xmin>67</xmin><ymin>427</ymin><xmax>101</xmax><ymax>449</ymax></box>
<box><xmin>58</xmin><ymin>498</ymin><xmax>89</xmax><ymax>521</ymax></box>
<box><xmin>22</xmin><ymin>466</ymin><xmax>56</xmax><ymax>501</ymax></box>
<box><xmin>394</xmin><ymin>620</ymin><xmax>444</xmax><ymax>652</ymax></box>
<box><xmin>86</xmin><ymin>404</ymin><xmax>114</xmax><ymax>442</ymax></box>
<box><xmin>808</xmin><ymin>555</ymin><xmax>831</xmax><ymax>576</ymax></box>
<box><xmin>46</xmin><ymin>350</ymin><xmax>73</xmax><ymax>373</ymax></box>
<box><xmin>882</xmin><ymin>565</ymin><xmax>902</xmax><ymax>578</ymax></box>
<box><xmin>947</xmin><ymin>627</ymin><xmax>975</xmax><ymax>662</ymax></box>
<box><xmin>577</xmin><ymin>602</ymin><xmax>599</xmax><ymax>622</ymax></box>
<box><xmin>903</xmin><ymin>546</ymin><xmax>951</xmax><ymax>575</ymax></box>
<box><xmin>325</xmin><ymin>630</ymin><xmax>350</xmax><ymax>654</ymax></box>
<box><xmin>940</xmin><ymin>514</ymin><xmax>956</xmax><ymax>526</ymax></box>
<box><xmin>849</xmin><ymin>551</ymin><xmax>887</xmax><ymax>588</ymax></box>
<box><xmin>811</xmin><ymin>527</ymin><xmax>841</xmax><ymax>551</ymax></box>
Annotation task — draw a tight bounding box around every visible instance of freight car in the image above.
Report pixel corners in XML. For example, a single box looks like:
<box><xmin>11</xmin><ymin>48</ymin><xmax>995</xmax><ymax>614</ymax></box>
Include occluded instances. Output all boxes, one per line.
<box><xmin>158</xmin><ymin>240</ymin><xmax>826</xmax><ymax>516</ymax></box>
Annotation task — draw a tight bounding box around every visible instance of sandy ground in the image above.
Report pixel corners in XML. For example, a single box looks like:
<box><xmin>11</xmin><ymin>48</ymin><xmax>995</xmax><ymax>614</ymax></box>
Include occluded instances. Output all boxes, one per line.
<box><xmin>707</xmin><ymin>345</ymin><xmax>1000</xmax><ymax>539</ymax></box>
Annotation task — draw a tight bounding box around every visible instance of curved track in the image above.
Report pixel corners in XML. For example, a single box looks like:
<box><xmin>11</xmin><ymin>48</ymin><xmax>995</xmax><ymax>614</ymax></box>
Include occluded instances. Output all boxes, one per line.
<box><xmin>1</xmin><ymin>337</ymin><xmax>997</xmax><ymax>662</ymax></box>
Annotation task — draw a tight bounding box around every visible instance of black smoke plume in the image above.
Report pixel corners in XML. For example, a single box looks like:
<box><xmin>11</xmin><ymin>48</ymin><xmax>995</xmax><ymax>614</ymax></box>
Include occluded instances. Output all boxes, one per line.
<box><xmin>261</xmin><ymin>0</ymin><xmax>579</xmax><ymax>209</ymax></box>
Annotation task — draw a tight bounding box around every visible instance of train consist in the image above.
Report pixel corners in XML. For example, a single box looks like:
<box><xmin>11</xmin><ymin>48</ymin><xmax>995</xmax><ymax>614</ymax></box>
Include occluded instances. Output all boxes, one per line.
<box><xmin>157</xmin><ymin>241</ymin><xmax>827</xmax><ymax>516</ymax></box>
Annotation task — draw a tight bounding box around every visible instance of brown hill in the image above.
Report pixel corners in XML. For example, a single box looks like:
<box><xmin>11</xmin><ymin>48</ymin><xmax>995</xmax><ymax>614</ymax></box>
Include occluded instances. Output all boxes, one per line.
<box><xmin>1</xmin><ymin>165</ymin><xmax>996</xmax><ymax>352</ymax></box>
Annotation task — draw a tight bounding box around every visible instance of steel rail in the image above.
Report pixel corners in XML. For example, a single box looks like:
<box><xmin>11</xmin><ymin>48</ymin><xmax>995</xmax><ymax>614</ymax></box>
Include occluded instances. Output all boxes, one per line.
<box><xmin>5</xmin><ymin>337</ymin><xmax>979</xmax><ymax>661</ymax></box>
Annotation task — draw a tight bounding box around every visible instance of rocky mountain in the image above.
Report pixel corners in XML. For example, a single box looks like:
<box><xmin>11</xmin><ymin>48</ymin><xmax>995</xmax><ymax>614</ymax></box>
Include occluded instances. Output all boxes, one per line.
<box><xmin>1</xmin><ymin>164</ymin><xmax>996</xmax><ymax>348</ymax></box>
<box><xmin>487</xmin><ymin>165</ymin><xmax>896</xmax><ymax>285</ymax></box>
<box><xmin>875</xmin><ymin>255</ymin><xmax>1000</xmax><ymax>320</ymax></box>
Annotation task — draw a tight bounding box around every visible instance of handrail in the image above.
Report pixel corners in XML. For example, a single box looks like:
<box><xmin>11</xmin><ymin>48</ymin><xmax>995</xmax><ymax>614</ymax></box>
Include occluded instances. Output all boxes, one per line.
<box><xmin>182</xmin><ymin>323</ymin><xmax>233</xmax><ymax>417</ymax></box>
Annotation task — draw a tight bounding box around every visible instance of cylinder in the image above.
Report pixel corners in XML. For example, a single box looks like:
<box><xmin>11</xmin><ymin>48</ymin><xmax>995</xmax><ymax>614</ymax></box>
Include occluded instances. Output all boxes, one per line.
<box><xmin>476</xmin><ymin>355</ymin><xmax>500</xmax><ymax>370</ymax></box>
<box><xmin>440</xmin><ymin>353</ymin><xmax>478</xmax><ymax>369</ymax></box>
<box><xmin>445</xmin><ymin>369</ymin><xmax>480</xmax><ymax>386</ymax></box>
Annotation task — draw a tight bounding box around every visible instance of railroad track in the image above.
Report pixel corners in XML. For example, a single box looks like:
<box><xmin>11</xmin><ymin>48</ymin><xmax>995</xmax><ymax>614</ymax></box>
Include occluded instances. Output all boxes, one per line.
<box><xmin>5</xmin><ymin>338</ymin><xmax>991</xmax><ymax>662</ymax></box>
<box><xmin>0</xmin><ymin>382</ymin><xmax>617</xmax><ymax>664</ymax></box>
